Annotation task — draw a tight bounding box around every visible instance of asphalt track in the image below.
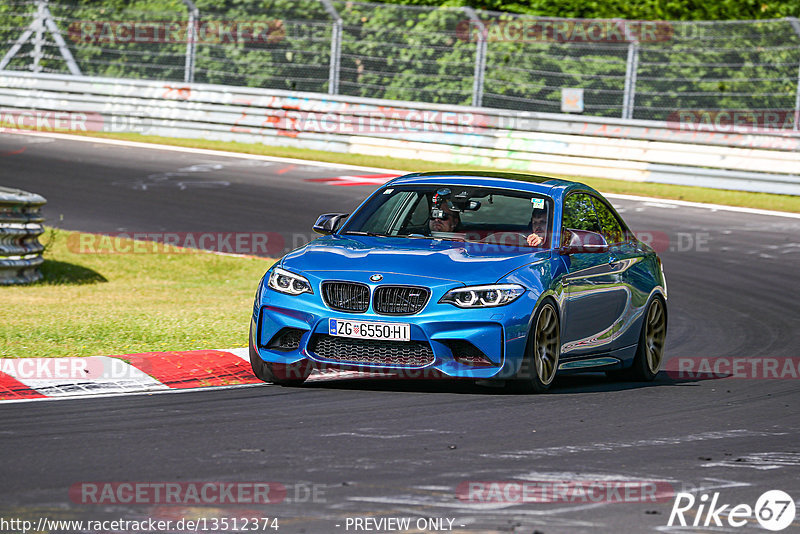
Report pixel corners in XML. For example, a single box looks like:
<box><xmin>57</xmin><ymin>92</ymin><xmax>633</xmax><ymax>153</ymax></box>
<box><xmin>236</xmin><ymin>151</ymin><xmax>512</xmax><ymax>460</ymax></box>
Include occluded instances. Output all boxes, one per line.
<box><xmin>1</xmin><ymin>132</ymin><xmax>799</xmax><ymax>533</ymax></box>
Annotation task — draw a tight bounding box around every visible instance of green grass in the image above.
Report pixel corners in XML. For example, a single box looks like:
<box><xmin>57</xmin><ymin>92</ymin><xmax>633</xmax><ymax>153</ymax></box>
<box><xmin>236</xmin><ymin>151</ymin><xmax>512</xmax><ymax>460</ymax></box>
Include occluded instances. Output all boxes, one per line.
<box><xmin>73</xmin><ymin>131</ymin><xmax>800</xmax><ymax>214</ymax></box>
<box><xmin>0</xmin><ymin>228</ymin><xmax>273</xmax><ymax>358</ymax></box>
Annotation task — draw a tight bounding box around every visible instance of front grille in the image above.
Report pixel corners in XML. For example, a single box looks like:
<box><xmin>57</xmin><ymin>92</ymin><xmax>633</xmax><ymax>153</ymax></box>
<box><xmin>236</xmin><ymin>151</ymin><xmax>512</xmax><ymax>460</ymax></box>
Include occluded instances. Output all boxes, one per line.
<box><xmin>308</xmin><ymin>335</ymin><xmax>434</xmax><ymax>367</ymax></box>
<box><xmin>321</xmin><ymin>282</ymin><xmax>369</xmax><ymax>313</ymax></box>
<box><xmin>374</xmin><ymin>285</ymin><xmax>430</xmax><ymax>315</ymax></box>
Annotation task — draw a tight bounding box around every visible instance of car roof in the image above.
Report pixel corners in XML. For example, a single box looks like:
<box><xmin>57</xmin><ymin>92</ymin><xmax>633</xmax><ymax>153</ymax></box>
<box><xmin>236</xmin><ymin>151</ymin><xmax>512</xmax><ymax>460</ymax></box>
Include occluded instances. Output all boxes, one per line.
<box><xmin>387</xmin><ymin>171</ymin><xmax>597</xmax><ymax>199</ymax></box>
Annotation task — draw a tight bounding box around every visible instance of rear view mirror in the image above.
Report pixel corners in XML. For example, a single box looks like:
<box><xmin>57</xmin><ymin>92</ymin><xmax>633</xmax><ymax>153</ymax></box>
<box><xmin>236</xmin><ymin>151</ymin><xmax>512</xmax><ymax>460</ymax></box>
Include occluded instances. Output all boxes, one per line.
<box><xmin>313</xmin><ymin>213</ymin><xmax>349</xmax><ymax>235</ymax></box>
<box><xmin>560</xmin><ymin>229</ymin><xmax>608</xmax><ymax>254</ymax></box>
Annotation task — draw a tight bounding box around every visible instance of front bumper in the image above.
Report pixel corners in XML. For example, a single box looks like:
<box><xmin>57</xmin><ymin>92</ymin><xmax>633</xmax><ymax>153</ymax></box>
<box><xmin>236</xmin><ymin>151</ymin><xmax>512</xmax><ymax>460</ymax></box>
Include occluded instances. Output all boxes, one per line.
<box><xmin>251</xmin><ymin>284</ymin><xmax>537</xmax><ymax>379</ymax></box>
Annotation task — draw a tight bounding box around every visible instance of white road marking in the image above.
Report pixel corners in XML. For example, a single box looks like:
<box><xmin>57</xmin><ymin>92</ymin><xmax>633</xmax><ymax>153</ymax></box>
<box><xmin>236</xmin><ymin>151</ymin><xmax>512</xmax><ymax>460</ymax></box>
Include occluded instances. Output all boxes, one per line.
<box><xmin>347</xmin><ymin>494</ymin><xmax>608</xmax><ymax>515</ymax></box>
<box><xmin>0</xmin><ymin>382</ymin><xmax>268</xmax><ymax>404</ymax></box>
<box><xmin>4</xmin><ymin>130</ymin><xmax>407</xmax><ymax>174</ymax></box>
<box><xmin>606</xmin><ymin>193</ymin><xmax>800</xmax><ymax>220</ymax></box>
<box><xmin>322</xmin><ymin>428</ymin><xmax>457</xmax><ymax>439</ymax></box>
<box><xmin>513</xmin><ymin>470</ymin><xmax>671</xmax><ymax>482</ymax></box>
<box><xmin>480</xmin><ymin>430</ymin><xmax>786</xmax><ymax>459</ymax></box>
<box><xmin>222</xmin><ymin>347</ymin><xmax>250</xmax><ymax>361</ymax></box>
<box><xmin>702</xmin><ymin>451</ymin><xmax>800</xmax><ymax>470</ymax></box>
<box><xmin>322</xmin><ymin>432</ymin><xmax>413</xmax><ymax>439</ymax></box>
<box><xmin>642</xmin><ymin>202</ymin><xmax>679</xmax><ymax>209</ymax></box>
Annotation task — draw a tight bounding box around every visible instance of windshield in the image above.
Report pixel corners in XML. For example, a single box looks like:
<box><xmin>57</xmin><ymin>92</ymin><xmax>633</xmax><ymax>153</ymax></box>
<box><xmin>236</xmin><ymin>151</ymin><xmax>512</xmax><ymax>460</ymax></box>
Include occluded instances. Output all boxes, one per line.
<box><xmin>340</xmin><ymin>184</ymin><xmax>553</xmax><ymax>249</ymax></box>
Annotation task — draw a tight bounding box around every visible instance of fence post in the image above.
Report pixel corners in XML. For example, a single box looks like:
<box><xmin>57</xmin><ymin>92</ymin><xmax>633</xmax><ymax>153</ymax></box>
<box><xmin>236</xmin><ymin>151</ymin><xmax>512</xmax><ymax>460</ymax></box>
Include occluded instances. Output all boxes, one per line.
<box><xmin>31</xmin><ymin>0</ymin><xmax>46</xmax><ymax>73</ymax></box>
<box><xmin>788</xmin><ymin>17</ymin><xmax>800</xmax><ymax>131</ymax></box>
<box><xmin>462</xmin><ymin>7</ymin><xmax>486</xmax><ymax>108</ymax></box>
<box><xmin>42</xmin><ymin>4</ymin><xmax>82</xmax><ymax>75</ymax></box>
<box><xmin>0</xmin><ymin>0</ymin><xmax>82</xmax><ymax>75</ymax></box>
<box><xmin>621</xmin><ymin>20</ymin><xmax>639</xmax><ymax>120</ymax></box>
<box><xmin>182</xmin><ymin>0</ymin><xmax>198</xmax><ymax>83</ymax></box>
<box><xmin>319</xmin><ymin>0</ymin><xmax>342</xmax><ymax>95</ymax></box>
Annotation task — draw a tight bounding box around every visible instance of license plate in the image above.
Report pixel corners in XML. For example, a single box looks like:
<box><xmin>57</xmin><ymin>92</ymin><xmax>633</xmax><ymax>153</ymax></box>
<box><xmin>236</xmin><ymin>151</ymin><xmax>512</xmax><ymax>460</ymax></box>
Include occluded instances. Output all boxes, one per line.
<box><xmin>328</xmin><ymin>318</ymin><xmax>410</xmax><ymax>341</ymax></box>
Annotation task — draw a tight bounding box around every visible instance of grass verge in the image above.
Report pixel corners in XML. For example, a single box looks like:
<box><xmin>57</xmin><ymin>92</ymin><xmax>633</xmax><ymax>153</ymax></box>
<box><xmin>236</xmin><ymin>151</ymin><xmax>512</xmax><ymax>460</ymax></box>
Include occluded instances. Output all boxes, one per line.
<box><xmin>0</xmin><ymin>228</ymin><xmax>273</xmax><ymax>358</ymax></box>
<box><xmin>69</xmin><ymin>130</ymin><xmax>800</xmax><ymax>214</ymax></box>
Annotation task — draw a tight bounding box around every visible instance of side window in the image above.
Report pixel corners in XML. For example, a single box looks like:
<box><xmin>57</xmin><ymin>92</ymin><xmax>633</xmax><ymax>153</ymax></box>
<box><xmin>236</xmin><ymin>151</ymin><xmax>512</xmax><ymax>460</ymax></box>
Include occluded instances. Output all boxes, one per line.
<box><xmin>563</xmin><ymin>193</ymin><xmax>600</xmax><ymax>233</ymax></box>
<box><xmin>591</xmin><ymin>198</ymin><xmax>625</xmax><ymax>244</ymax></box>
<box><xmin>407</xmin><ymin>194</ymin><xmax>431</xmax><ymax>226</ymax></box>
<box><xmin>361</xmin><ymin>191</ymin><xmax>413</xmax><ymax>234</ymax></box>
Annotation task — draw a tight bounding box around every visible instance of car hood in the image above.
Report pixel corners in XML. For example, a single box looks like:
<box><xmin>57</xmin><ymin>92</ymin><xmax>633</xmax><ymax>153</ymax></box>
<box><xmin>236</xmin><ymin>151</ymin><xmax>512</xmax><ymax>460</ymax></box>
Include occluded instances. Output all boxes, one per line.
<box><xmin>281</xmin><ymin>235</ymin><xmax>549</xmax><ymax>285</ymax></box>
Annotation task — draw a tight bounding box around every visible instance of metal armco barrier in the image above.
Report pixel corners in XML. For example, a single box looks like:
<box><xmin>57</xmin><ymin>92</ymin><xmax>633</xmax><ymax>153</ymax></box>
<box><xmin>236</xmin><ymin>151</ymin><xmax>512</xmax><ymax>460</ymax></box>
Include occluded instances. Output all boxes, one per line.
<box><xmin>0</xmin><ymin>186</ymin><xmax>46</xmax><ymax>285</ymax></box>
<box><xmin>1</xmin><ymin>72</ymin><xmax>799</xmax><ymax>195</ymax></box>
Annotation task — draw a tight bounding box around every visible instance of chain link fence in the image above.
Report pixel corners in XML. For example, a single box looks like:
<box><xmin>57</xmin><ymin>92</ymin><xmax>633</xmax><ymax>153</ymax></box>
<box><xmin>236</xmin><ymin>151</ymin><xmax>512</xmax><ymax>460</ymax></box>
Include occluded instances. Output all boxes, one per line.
<box><xmin>1</xmin><ymin>0</ymin><xmax>799</xmax><ymax>124</ymax></box>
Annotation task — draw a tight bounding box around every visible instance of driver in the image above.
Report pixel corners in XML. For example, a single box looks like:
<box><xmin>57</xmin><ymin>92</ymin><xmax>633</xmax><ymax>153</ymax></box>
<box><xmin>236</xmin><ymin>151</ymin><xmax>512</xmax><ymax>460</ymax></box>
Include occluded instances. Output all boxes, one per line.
<box><xmin>526</xmin><ymin>208</ymin><xmax>548</xmax><ymax>247</ymax></box>
<box><xmin>429</xmin><ymin>203</ymin><xmax>460</xmax><ymax>233</ymax></box>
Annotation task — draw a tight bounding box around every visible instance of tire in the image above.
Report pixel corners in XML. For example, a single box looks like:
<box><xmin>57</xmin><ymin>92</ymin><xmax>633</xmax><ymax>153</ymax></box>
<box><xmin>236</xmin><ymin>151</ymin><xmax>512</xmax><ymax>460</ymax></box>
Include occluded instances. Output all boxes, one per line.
<box><xmin>513</xmin><ymin>300</ymin><xmax>561</xmax><ymax>393</ymax></box>
<box><xmin>249</xmin><ymin>330</ymin><xmax>311</xmax><ymax>386</ymax></box>
<box><xmin>627</xmin><ymin>296</ymin><xmax>667</xmax><ymax>381</ymax></box>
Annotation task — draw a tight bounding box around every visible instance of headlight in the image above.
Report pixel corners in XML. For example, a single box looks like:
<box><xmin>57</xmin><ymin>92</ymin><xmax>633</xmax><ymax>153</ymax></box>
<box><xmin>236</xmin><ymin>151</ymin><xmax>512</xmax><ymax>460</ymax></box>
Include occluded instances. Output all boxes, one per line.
<box><xmin>439</xmin><ymin>284</ymin><xmax>525</xmax><ymax>308</ymax></box>
<box><xmin>267</xmin><ymin>267</ymin><xmax>313</xmax><ymax>296</ymax></box>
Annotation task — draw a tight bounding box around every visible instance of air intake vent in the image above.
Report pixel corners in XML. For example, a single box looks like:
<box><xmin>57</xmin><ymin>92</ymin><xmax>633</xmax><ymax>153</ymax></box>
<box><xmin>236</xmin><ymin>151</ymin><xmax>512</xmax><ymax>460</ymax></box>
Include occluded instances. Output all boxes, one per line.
<box><xmin>446</xmin><ymin>339</ymin><xmax>495</xmax><ymax>366</ymax></box>
<box><xmin>374</xmin><ymin>286</ymin><xmax>430</xmax><ymax>315</ymax></box>
<box><xmin>321</xmin><ymin>282</ymin><xmax>370</xmax><ymax>313</ymax></box>
<box><xmin>308</xmin><ymin>335</ymin><xmax>434</xmax><ymax>367</ymax></box>
<box><xmin>266</xmin><ymin>328</ymin><xmax>304</xmax><ymax>351</ymax></box>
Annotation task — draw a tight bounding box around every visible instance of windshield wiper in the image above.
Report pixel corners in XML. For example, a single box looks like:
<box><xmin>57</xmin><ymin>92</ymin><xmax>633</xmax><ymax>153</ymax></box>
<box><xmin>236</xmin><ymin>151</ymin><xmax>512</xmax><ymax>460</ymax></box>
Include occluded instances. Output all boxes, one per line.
<box><xmin>401</xmin><ymin>233</ymin><xmax>464</xmax><ymax>242</ymax></box>
<box><xmin>342</xmin><ymin>231</ymin><xmax>387</xmax><ymax>237</ymax></box>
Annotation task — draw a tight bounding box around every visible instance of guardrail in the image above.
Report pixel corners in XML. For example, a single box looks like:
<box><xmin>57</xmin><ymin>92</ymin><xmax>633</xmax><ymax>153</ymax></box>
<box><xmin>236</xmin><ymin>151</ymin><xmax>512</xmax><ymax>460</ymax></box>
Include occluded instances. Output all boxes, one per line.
<box><xmin>1</xmin><ymin>71</ymin><xmax>799</xmax><ymax>195</ymax></box>
<box><xmin>0</xmin><ymin>186</ymin><xmax>46</xmax><ymax>285</ymax></box>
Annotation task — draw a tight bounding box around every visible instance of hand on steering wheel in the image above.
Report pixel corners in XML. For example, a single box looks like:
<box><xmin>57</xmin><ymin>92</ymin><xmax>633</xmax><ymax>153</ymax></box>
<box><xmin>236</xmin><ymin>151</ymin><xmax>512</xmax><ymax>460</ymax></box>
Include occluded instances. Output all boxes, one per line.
<box><xmin>526</xmin><ymin>233</ymin><xmax>544</xmax><ymax>247</ymax></box>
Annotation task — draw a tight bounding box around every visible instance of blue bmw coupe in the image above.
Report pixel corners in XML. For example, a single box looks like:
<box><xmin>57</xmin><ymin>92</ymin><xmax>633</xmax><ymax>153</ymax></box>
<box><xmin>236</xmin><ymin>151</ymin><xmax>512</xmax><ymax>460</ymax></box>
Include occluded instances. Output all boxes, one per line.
<box><xmin>249</xmin><ymin>171</ymin><xmax>667</xmax><ymax>392</ymax></box>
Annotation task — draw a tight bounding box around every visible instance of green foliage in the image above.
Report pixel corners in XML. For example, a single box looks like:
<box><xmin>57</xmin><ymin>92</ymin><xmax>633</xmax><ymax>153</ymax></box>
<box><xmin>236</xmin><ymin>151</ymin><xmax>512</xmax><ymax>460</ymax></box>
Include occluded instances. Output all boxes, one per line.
<box><xmin>374</xmin><ymin>0</ymin><xmax>800</xmax><ymax>19</ymax></box>
<box><xmin>332</xmin><ymin>1</ymin><xmax>475</xmax><ymax>104</ymax></box>
<box><xmin>1</xmin><ymin>0</ymin><xmax>797</xmax><ymax>120</ymax></box>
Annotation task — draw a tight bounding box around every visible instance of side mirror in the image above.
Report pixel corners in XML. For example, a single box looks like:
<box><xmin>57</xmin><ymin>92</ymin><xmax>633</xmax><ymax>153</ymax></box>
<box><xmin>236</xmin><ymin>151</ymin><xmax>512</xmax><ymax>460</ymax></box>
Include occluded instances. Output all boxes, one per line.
<box><xmin>559</xmin><ymin>229</ymin><xmax>609</xmax><ymax>255</ymax></box>
<box><xmin>313</xmin><ymin>213</ymin><xmax>349</xmax><ymax>235</ymax></box>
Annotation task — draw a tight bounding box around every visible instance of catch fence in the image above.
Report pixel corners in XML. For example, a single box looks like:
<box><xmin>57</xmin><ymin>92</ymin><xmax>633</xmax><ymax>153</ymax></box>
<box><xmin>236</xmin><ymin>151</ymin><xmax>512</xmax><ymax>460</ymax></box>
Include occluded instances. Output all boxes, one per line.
<box><xmin>1</xmin><ymin>0</ymin><xmax>799</xmax><ymax>123</ymax></box>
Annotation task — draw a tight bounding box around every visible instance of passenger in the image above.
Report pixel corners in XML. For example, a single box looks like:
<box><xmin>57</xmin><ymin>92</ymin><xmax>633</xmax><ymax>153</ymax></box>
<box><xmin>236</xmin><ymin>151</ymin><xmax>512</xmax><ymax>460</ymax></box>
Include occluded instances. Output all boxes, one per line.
<box><xmin>526</xmin><ymin>208</ymin><xmax>548</xmax><ymax>247</ymax></box>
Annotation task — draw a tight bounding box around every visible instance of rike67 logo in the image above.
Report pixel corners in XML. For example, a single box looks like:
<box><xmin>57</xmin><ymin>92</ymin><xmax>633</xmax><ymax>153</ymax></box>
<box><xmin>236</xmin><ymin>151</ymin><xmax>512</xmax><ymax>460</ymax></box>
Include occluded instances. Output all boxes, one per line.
<box><xmin>668</xmin><ymin>490</ymin><xmax>795</xmax><ymax>531</ymax></box>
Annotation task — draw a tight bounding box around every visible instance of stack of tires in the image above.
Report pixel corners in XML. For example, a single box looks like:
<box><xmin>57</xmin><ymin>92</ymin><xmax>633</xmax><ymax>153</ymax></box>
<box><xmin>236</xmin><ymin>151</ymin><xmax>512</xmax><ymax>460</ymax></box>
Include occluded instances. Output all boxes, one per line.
<box><xmin>0</xmin><ymin>186</ymin><xmax>46</xmax><ymax>285</ymax></box>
